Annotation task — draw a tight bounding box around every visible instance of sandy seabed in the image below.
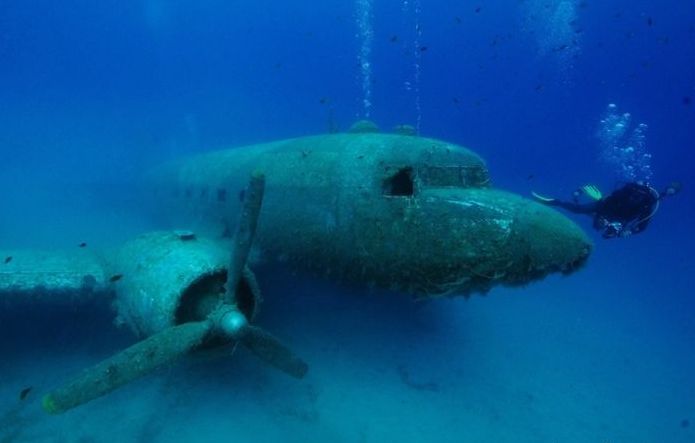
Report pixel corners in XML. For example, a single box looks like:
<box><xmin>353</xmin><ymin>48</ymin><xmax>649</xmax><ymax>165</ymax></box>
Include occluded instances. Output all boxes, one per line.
<box><xmin>2</xmin><ymin>253</ymin><xmax>693</xmax><ymax>443</ymax></box>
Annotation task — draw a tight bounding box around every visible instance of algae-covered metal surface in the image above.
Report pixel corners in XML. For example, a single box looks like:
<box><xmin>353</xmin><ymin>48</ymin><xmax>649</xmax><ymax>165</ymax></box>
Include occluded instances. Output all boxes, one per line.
<box><xmin>0</xmin><ymin>132</ymin><xmax>590</xmax><ymax>301</ymax></box>
<box><xmin>148</xmin><ymin>132</ymin><xmax>591</xmax><ymax>297</ymax></box>
<box><xmin>41</xmin><ymin>174</ymin><xmax>307</xmax><ymax>415</ymax></box>
<box><xmin>110</xmin><ymin>231</ymin><xmax>230</xmax><ymax>337</ymax></box>
<box><xmin>0</xmin><ymin>249</ymin><xmax>110</xmax><ymax>303</ymax></box>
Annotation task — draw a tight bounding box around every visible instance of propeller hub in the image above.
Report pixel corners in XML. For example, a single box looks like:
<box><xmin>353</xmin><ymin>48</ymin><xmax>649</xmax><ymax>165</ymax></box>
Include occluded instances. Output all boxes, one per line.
<box><xmin>219</xmin><ymin>309</ymin><xmax>248</xmax><ymax>339</ymax></box>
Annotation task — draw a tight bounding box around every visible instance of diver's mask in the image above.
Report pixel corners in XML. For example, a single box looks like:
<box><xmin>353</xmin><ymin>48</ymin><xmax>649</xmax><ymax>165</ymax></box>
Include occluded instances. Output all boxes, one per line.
<box><xmin>602</xmin><ymin>221</ymin><xmax>624</xmax><ymax>239</ymax></box>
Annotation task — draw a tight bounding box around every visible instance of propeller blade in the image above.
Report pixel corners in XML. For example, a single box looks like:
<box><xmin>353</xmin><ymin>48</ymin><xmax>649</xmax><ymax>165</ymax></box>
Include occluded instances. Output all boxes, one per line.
<box><xmin>241</xmin><ymin>325</ymin><xmax>308</xmax><ymax>379</ymax></box>
<box><xmin>225</xmin><ymin>172</ymin><xmax>265</xmax><ymax>304</ymax></box>
<box><xmin>42</xmin><ymin>320</ymin><xmax>212</xmax><ymax>414</ymax></box>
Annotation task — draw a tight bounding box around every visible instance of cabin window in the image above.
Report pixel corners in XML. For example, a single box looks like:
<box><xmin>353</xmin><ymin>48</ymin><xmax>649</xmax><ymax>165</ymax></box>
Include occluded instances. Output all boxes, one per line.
<box><xmin>383</xmin><ymin>167</ymin><xmax>414</xmax><ymax>196</ymax></box>
<box><xmin>418</xmin><ymin>165</ymin><xmax>489</xmax><ymax>187</ymax></box>
<box><xmin>421</xmin><ymin>166</ymin><xmax>462</xmax><ymax>187</ymax></box>
<box><xmin>217</xmin><ymin>188</ymin><xmax>227</xmax><ymax>202</ymax></box>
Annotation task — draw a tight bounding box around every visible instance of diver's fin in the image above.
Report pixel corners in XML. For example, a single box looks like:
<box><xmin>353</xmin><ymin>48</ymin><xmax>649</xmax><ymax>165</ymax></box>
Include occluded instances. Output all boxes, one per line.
<box><xmin>581</xmin><ymin>184</ymin><xmax>603</xmax><ymax>201</ymax></box>
<box><xmin>531</xmin><ymin>191</ymin><xmax>555</xmax><ymax>202</ymax></box>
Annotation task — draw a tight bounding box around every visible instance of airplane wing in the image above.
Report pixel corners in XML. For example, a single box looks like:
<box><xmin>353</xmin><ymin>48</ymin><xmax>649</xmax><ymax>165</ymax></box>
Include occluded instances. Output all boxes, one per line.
<box><xmin>0</xmin><ymin>249</ymin><xmax>112</xmax><ymax>304</ymax></box>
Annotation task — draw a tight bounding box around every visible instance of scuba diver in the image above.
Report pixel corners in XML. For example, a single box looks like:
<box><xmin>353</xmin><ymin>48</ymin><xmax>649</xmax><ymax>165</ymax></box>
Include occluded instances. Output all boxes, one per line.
<box><xmin>532</xmin><ymin>181</ymin><xmax>682</xmax><ymax>238</ymax></box>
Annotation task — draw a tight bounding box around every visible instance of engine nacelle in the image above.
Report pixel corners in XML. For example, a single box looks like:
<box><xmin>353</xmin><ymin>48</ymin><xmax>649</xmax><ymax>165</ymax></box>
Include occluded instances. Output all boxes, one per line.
<box><xmin>110</xmin><ymin>231</ymin><xmax>260</xmax><ymax>338</ymax></box>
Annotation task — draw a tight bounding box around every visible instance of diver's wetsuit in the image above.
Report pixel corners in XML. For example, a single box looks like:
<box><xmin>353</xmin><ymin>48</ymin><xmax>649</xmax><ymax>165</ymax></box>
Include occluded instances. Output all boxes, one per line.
<box><xmin>546</xmin><ymin>183</ymin><xmax>661</xmax><ymax>238</ymax></box>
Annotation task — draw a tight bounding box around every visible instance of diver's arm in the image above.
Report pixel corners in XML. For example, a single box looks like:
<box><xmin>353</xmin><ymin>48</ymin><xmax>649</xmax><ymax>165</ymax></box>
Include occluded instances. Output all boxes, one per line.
<box><xmin>659</xmin><ymin>181</ymin><xmax>682</xmax><ymax>200</ymax></box>
<box><xmin>532</xmin><ymin>192</ymin><xmax>599</xmax><ymax>214</ymax></box>
<box><xmin>551</xmin><ymin>200</ymin><xmax>599</xmax><ymax>214</ymax></box>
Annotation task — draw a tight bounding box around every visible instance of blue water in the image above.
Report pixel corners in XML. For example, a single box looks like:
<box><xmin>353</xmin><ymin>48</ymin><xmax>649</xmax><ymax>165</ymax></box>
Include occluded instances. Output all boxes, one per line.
<box><xmin>1</xmin><ymin>1</ymin><xmax>694</xmax><ymax>441</ymax></box>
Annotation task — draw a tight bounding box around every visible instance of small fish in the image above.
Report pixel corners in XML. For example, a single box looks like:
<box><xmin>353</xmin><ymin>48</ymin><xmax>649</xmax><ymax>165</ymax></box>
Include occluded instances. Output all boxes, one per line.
<box><xmin>534</xmin><ymin>84</ymin><xmax>544</xmax><ymax>92</ymax></box>
<box><xmin>682</xmin><ymin>419</ymin><xmax>690</xmax><ymax>428</ymax></box>
<box><xmin>683</xmin><ymin>96</ymin><xmax>692</xmax><ymax>105</ymax></box>
<box><xmin>526</xmin><ymin>174</ymin><xmax>535</xmax><ymax>181</ymax></box>
<box><xmin>452</xmin><ymin>97</ymin><xmax>460</xmax><ymax>104</ymax></box>
<box><xmin>78</xmin><ymin>242</ymin><xmax>87</xmax><ymax>248</ymax></box>
<box><xmin>475</xmin><ymin>6</ymin><xmax>481</xmax><ymax>13</ymax></box>
<box><xmin>454</xmin><ymin>16</ymin><xmax>462</xmax><ymax>24</ymax></box>
<box><xmin>647</xmin><ymin>16</ymin><xmax>653</xmax><ymax>27</ymax></box>
<box><xmin>3</xmin><ymin>256</ymin><xmax>11</xmax><ymax>264</ymax></box>
<box><xmin>319</xmin><ymin>97</ymin><xmax>329</xmax><ymax>104</ymax></box>
<box><xmin>419</xmin><ymin>46</ymin><xmax>428</xmax><ymax>52</ymax></box>
<box><xmin>19</xmin><ymin>387</ymin><xmax>32</xmax><ymax>400</ymax></box>
<box><xmin>109</xmin><ymin>274</ymin><xmax>123</xmax><ymax>283</ymax></box>
<box><xmin>389</xmin><ymin>34</ymin><xmax>399</xmax><ymax>43</ymax></box>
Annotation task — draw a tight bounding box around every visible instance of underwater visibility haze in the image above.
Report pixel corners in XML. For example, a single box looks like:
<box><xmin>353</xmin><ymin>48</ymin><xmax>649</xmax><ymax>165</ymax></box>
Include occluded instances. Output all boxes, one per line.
<box><xmin>1</xmin><ymin>0</ymin><xmax>694</xmax><ymax>442</ymax></box>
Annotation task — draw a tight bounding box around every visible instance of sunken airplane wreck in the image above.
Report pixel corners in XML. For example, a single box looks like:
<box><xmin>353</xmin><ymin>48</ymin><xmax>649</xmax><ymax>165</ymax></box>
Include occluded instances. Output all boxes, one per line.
<box><xmin>0</xmin><ymin>121</ymin><xmax>591</xmax><ymax>414</ymax></box>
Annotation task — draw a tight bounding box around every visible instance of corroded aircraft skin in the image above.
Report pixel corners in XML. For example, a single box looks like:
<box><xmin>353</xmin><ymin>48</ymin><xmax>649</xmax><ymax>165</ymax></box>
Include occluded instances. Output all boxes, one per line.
<box><xmin>147</xmin><ymin>131</ymin><xmax>591</xmax><ymax>297</ymax></box>
<box><xmin>0</xmin><ymin>130</ymin><xmax>591</xmax><ymax>302</ymax></box>
<box><xmin>0</xmin><ymin>128</ymin><xmax>592</xmax><ymax>414</ymax></box>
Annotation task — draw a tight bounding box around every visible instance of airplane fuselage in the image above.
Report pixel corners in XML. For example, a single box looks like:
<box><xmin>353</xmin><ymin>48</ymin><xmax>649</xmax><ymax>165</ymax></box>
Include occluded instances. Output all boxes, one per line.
<box><xmin>147</xmin><ymin>132</ymin><xmax>591</xmax><ymax>297</ymax></box>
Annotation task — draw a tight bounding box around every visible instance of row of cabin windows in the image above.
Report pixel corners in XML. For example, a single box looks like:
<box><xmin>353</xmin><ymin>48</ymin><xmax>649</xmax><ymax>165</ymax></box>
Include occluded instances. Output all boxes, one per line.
<box><xmin>169</xmin><ymin>164</ymin><xmax>486</xmax><ymax>201</ymax></box>
<box><xmin>382</xmin><ymin>165</ymin><xmax>488</xmax><ymax>197</ymax></box>
<box><xmin>175</xmin><ymin>187</ymin><xmax>228</xmax><ymax>202</ymax></box>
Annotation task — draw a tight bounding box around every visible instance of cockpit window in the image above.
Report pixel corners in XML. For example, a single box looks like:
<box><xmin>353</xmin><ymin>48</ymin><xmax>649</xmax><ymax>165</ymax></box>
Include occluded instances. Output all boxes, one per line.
<box><xmin>383</xmin><ymin>167</ymin><xmax>414</xmax><ymax>196</ymax></box>
<box><xmin>419</xmin><ymin>165</ymin><xmax>488</xmax><ymax>187</ymax></box>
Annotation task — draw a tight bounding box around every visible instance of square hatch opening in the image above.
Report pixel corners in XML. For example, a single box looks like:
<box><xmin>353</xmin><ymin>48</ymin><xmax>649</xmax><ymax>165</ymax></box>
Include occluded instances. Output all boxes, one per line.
<box><xmin>383</xmin><ymin>167</ymin><xmax>415</xmax><ymax>196</ymax></box>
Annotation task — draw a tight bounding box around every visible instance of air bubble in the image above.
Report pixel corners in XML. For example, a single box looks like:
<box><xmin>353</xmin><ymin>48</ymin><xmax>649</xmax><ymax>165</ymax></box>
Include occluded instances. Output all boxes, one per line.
<box><xmin>356</xmin><ymin>0</ymin><xmax>373</xmax><ymax>118</ymax></box>
<box><xmin>597</xmin><ymin>104</ymin><xmax>653</xmax><ymax>182</ymax></box>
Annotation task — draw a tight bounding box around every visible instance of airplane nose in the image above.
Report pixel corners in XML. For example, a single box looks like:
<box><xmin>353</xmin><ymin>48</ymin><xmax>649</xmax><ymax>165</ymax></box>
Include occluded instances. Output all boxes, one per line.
<box><xmin>510</xmin><ymin>197</ymin><xmax>592</xmax><ymax>277</ymax></box>
<box><xmin>427</xmin><ymin>188</ymin><xmax>592</xmax><ymax>293</ymax></box>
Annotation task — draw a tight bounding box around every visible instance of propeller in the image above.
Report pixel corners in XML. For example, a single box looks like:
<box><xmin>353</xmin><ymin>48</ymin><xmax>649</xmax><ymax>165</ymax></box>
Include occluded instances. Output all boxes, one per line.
<box><xmin>43</xmin><ymin>172</ymin><xmax>307</xmax><ymax>414</ymax></box>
